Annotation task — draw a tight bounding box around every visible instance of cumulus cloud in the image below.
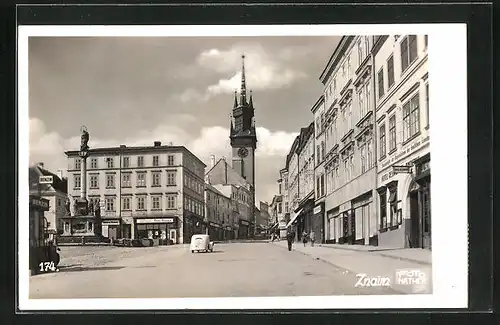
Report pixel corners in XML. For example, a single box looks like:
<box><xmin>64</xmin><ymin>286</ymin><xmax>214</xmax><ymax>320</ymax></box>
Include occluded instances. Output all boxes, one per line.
<box><xmin>28</xmin><ymin>117</ymin><xmax>295</xmax><ymax>204</ymax></box>
<box><xmin>179</xmin><ymin>44</ymin><xmax>309</xmax><ymax>102</ymax></box>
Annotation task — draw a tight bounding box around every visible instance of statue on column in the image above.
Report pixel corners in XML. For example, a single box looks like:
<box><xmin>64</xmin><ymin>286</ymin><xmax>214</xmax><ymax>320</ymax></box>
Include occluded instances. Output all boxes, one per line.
<box><xmin>68</xmin><ymin>195</ymin><xmax>76</xmax><ymax>217</ymax></box>
<box><xmin>65</xmin><ymin>197</ymin><xmax>71</xmax><ymax>215</ymax></box>
<box><xmin>94</xmin><ymin>199</ymin><xmax>101</xmax><ymax>218</ymax></box>
<box><xmin>80</xmin><ymin>126</ymin><xmax>89</xmax><ymax>152</ymax></box>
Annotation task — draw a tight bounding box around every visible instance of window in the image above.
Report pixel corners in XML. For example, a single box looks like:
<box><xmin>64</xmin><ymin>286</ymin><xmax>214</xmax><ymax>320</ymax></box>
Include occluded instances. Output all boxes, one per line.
<box><xmin>167</xmin><ymin>171</ymin><xmax>177</xmax><ymax>186</ymax></box>
<box><xmin>424</xmin><ymin>35</ymin><xmax>428</xmax><ymax>48</ymax></box>
<box><xmin>400</xmin><ymin>35</ymin><xmax>418</xmax><ymax>72</ymax></box>
<box><xmin>123</xmin><ymin>156</ymin><xmax>129</xmax><ymax>168</ymax></box>
<box><xmin>136</xmin><ymin>172</ymin><xmax>146</xmax><ymax>187</ymax></box>
<box><xmin>316</xmin><ymin>144</ymin><xmax>321</xmax><ymax>164</ymax></box>
<box><xmin>316</xmin><ymin>176</ymin><xmax>321</xmax><ymax>196</ymax></box>
<box><xmin>344</xmin><ymin>159</ymin><xmax>349</xmax><ymax>182</ymax></box>
<box><xmin>377</xmin><ymin>68</ymin><xmax>385</xmax><ymax>98</ymax></box>
<box><xmin>320</xmin><ymin>174</ymin><xmax>325</xmax><ymax>197</ymax></box>
<box><xmin>90</xmin><ymin>158</ymin><xmax>98</xmax><ymax>169</ymax></box>
<box><xmin>278</xmin><ymin>183</ymin><xmax>282</xmax><ymax>195</ymax></box>
<box><xmin>75</xmin><ymin>158</ymin><xmax>81</xmax><ymax>170</ymax></box>
<box><xmin>167</xmin><ymin>155</ymin><xmax>175</xmax><ymax>166</ymax></box>
<box><xmin>346</xmin><ymin>102</ymin><xmax>352</xmax><ymax>131</ymax></box>
<box><xmin>388</xmin><ymin>186</ymin><xmax>398</xmax><ymax>227</ymax></box>
<box><xmin>137</xmin><ymin>196</ymin><xmax>146</xmax><ymax>210</ymax></box>
<box><xmin>122</xmin><ymin>197</ymin><xmax>131</xmax><ymax>210</ymax></box>
<box><xmin>426</xmin><ymin>83</ymin><xmax>430</xmax><ymax>127</ymax></box>
<box><xmin>90</xmin><ymin>175</ymin><xmax>99</xmax><ymax>189</ymax></box>
<box><xmin>387</xmin><ymin>55</ymin><xmax>395</xmax><ymax>88</ymax></box>
<box><xmin>137</xmin><ymin>156</ymin><xmax>144</xmax><ymax>167</ymax></box>
<box><xmin>106</xmin><ymin>174</ymin><xmax>115</xmax><ymax>188</ymax></box>
<box><xmin>284</xmin><ymin>202</ymin><xmax>289</xmax><ymax>213</ymax></box>
<box><xmin>321</xmin><ymin>141</ymin><xmax>325</xmax><ymax>161</ymax></box>
<box><xmin>379</xmin><ymin>190</ymin><xmax>387</xmax><ymax>229</ymax></box>
<box><xmin>349</xmin><ymin>154</ymin><xmax>355</xmax><ymax>178</ymax></box>
<box><xmin>389</xmin><ymin>115</ymin><xmax>397</xmax><ymax>152</ymax></box>
<box><xmin>347</xmin><ymin>55</ymin><xmax>351</xmax><ymax>78</ymax></box>
<box><xmin>360</xmin><ymin>145</ymin><xmax>366</xmax><ymax>173</ymax></box>
<box><xmin>106</xmin><ymin>157</ymin><xmax>114</xmax><ymax>168</ymax></box>
<box><xmin>379</xmin><ymin>124</ymin><xmax>386</xmax><ymax>158</ymax></box>
<box><xmin>153</xmin><ymin>156</ymin><xmax>159</xmax><ymax>167</ymax></box>
<box><xmin>152</xmin><ymin>172</ymin><xmax>161</xmax><ymax>187</ymax></box>
<box><xmin>152</xmin><ymin>196</ymin><xmax>161</xmax><ymax>210</ymax></box>
<box><xmin>105</xmin><ymin>197</ymin><xmax>115</xmax><ymax>211</ymax></box>
<box><xmin>278</xmin><ymin>203</ymin><xmax>282</xmax><ymax>214</ymax></box>
<box><xmin>122</xmin><ymin>173</ymin><xmax>131</xmax><ymax>187</ymax></box>
<box><xmin>73</xmin><ymin>174</ymin><xmax>81</xmax><ymax>189</ymax></box>
<box><xmin>403</xmin><ymin>93</ymin><xmax>421</xmax><ymax>142</ymax></box>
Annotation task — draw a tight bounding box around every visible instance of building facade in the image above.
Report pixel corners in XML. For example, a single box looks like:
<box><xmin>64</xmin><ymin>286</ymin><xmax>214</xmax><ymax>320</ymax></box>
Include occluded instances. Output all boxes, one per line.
<box><xmin>276</xmin><ymin>168</ymin><xmax>289</xmax><ymax>238</ymax></box>
<box><xmin>204</xmin><ymin>183</ymin><xmax>232</xmax><ymax>241</ymax></box>
<box><xmin>29</xmin><ymin>163</ymin><xmax>68</xmax><ymax>242</ymax></box>
<box><xmin>319</xmin><ymin>36</ymin><xmax>378</xmax><ymax>246</ymax></box>
<box><xmin>373</xmin><ymin>34</ymin><xmax>430</xmax><ymax>249</ymax></box>
<box><xmin>311</xmin><ymin>95</ymin><xmax>327</xmax><ymax>243</ymax></box>
<box><xmin>206</xmin><ymin>157</ymin><xmax>253</xmax><ymax>239</ymax></box>
<box><xmin>65</xmin><ymin>141</ymin><xmax>206</xmax><ymax>244</ymax></box>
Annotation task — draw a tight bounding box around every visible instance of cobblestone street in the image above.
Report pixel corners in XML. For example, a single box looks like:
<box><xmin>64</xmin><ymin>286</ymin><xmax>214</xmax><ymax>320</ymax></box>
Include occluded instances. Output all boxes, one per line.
<box><xmin>30</xmin><ymin>242</ymin><xmax>397</xmax><ymax>299</ymax></box>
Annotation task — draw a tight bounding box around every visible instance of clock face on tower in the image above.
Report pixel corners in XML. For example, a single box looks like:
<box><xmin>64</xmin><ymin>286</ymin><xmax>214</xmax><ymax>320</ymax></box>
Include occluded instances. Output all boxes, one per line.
<box><xmin>238</xmin><ymin>147</ymin><xmax>249</xmax><ymax>158</ymax></box>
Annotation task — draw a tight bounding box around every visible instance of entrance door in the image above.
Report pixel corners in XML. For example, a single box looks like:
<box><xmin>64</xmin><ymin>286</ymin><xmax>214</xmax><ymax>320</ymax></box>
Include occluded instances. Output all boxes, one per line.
<box><xmin>409</xmin><ymin>192</ymin><xmax>420</xmax><ymax>248</ymax></box>
<box><xmin>108</xmin><ymin>226</ymin><xmax>117</xmax><ymax>240</ymax></box>
<box><xmin>421</xmin><ymin>185</ymin><xmax>432</xmax><ymax>249</ymax></box>
<box><xmin>170</xmin><ymin>229</ymin><xmax>177</xmax><ymax>244</ymax></box>
<box><xmin>122</xmin><ymin>224</ymin><xmax>131</xmax><ymax>239</ymax></box>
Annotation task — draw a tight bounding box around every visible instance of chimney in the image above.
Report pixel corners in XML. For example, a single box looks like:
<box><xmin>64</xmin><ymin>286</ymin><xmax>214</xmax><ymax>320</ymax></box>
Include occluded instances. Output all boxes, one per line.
<box><xmin>57</xmin><ymin>169</ymin><xmax>64</xmax><ymax>180</ymax></box>
<box><xmin>210</xmin><ymin>155</ymin><xmax>216</xmax><ymax>168</ymax></box>
<box><xmin>154</xmin><ymin>141</ymin><xmax>161</xmax><ymax>147</ymax></box>
<box><xmin>37</xmin><ymin>162</ymin><xmax>44</xmax><ymax>169</ymax></box>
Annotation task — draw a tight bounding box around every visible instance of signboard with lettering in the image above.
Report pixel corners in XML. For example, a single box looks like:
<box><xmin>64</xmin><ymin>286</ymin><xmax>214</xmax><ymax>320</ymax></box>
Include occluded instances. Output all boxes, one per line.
<box><xmin>393</xmin><ymin>165</ymin><xmax>412</xmax><ymax>174</ymax></box>
<box><xmin>102</xmin><ymin>220</ymin><xmax>120</xmax><ymax>225</ymax></box>
<box><xmin>313</xmin><ymin>204</ymin><xmax>323</xmax><ymax>215</ymax></box>
<box><xmin>39</xmin><ymin>176</ymin><xmax>53</xmax><ymax>184</ymax></box>
<box><xmin>136</xmin><ymin>218</ymin><xmax>174</xmax><ymax>224</ymax></box>
<box><xmin>30</xmin><ymin>197</ymin><xmax>49</xmax><ymax>210</ymax></box>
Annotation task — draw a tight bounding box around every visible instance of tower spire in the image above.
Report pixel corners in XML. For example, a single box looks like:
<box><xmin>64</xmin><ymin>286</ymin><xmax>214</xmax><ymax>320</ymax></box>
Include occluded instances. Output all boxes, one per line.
<box><xmin>240</xmin><ymin>54</ymin><xmax>247</xmax><ymax>105</ymax></box>
<box><xmin>249</xmin><ymin>90</ymin><xmax>253</xmax><ymax>108</ymax></box>
<box><xmin>233</xmin><ymin>90</ymin><xmax>238</xmax><ymax>108</ymax></box>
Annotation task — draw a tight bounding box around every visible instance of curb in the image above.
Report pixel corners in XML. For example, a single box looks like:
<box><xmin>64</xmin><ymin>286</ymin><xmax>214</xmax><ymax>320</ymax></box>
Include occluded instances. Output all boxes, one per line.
<box><xmin>318</xmin><ymin>244</ymin><xmax>431</xmax><ymax>266</ymax></box>
<box><xmin>269</xmin><ymin>242</ymin><xmax>404</xmax><ymax>295</ymax></box>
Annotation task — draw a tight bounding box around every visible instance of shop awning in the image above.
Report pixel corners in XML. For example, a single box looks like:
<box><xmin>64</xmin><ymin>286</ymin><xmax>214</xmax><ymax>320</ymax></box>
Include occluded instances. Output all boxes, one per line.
<box><xmin>286</xmin><ymin>208</ymin><xmax>303</xmax><ymax>228</ymax></box>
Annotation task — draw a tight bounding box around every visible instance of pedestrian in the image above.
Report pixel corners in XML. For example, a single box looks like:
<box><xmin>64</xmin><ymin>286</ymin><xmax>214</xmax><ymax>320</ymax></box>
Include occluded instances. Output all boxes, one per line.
<box><xmin>310</xmin><ymin>230</ymin><xmax>316</xmax><ymax>247</ymax></box>
<box><xmin>302</xmin><ymin>231</ymin><xmax>308</xmax><ymax>247</ymax></box>
<box><xmin>286</xmin><ymin>230</ymin><xmax>295</xmax><ymax>251</ymax></box>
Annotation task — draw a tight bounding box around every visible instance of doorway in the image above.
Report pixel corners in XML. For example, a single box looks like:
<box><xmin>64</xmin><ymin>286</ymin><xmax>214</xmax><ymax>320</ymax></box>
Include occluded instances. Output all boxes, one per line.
<box><xmin>108</xmin><ymin>226</ymin><xmax>118</xmax><ymax>240</ymax></box>
<box><xmin>409</xmin><ymin>191</ymin><xmax>420</xmax><ymax>248</ymax></box>
<box><xmin>421</xmin><ymin>184</ymin><xmax>432</xmax><ymax>249</ymax></box>
<box><xmin>169</xmin><ymin>229</ymin><xmax>177</xmax><ymax>244</ymax></box>
<box><xmin>122</xmin><ymin>224</ymin><xmax>131</xmax><ymax>239</ymax></box>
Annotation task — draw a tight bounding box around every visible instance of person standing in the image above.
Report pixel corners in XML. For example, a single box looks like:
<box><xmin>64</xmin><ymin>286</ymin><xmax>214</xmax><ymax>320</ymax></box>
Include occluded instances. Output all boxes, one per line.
<box><xmin>302</xmin><ymin>231</ymin><xmax>308</xmax><ymax>247</ymax></box>
<box><xmin>286</xmin><ymin>230</ymin><xmax>295</xmax><ymax>251</ymax></box>
<box><xmin>310</xmin><ymin>230</ymin><xmax>316</xmax><ymax>247</ymax></box>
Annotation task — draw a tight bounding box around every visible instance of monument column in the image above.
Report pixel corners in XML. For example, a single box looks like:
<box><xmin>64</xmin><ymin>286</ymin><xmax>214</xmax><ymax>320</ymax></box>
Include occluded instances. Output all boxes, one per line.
<box><xmin>78</xmin><ymin>125</ymin><xmax>90</xmax><ymax>215</ymax></box>
<box><xmin>80</xmin><ymin>153</ymin><xmax>87</xmax><ymax>200</ymax></box>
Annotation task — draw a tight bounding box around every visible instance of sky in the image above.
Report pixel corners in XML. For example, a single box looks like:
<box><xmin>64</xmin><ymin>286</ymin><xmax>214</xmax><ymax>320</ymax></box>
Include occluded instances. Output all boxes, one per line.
<box><xmin>28</xmin><ymin>36</ymin><xmax>340</xmax><ymax>204</ymax></box>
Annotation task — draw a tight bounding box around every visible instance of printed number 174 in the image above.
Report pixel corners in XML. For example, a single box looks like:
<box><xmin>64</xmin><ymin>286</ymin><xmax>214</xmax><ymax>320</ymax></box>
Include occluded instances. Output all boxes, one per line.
<box><xmin>39</xmin><ymin>261</ymin><xmax>56</xmax><ymax>272</ymax></box>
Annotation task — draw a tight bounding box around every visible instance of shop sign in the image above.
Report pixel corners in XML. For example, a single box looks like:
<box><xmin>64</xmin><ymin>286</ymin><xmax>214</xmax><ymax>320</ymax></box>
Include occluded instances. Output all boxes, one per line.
<box><xmin>39</xmin><ymin>176</ymin><xmax>53</xmax><ymax>184</ymax></box>
<box><xmin>240</xmin><ymin>220</ymin><xmax>249</xmax><ymax>226</ymax></box>
<box><xmin>313</xmin><ymin>203</ymin><xmax>324</xmax><ymax>215</ymax></box>
<box><xmin>102</xmin><ymin>220</ymin><xmax>120</xmax><ymax>225</ymax></box>
<box><xmin>136</xmin><ymin>218</ymin><xmax>174</xmax><ymax>224</ymax></box>
<box><xmin>381</xmin><ymin>136</ymin><xmax>430</xmax><ymax>170</ymax></box>
<box><xmin>30</xmin><ymin>197</ymin><xmax>49</xmax><ymax>210</ymax></box>
<box><xmin>393</xmin><ymin>165</ymin><xmax>412</xmax><ymax>174</ymax></box>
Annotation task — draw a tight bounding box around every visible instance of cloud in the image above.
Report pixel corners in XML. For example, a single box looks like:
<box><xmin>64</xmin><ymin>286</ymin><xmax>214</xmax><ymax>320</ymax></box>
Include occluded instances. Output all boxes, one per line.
<box><xmin>28</xmin><ymin>117</ymin><xmax>295</xmax><ymax>204</ymax></box>
<box><xmin>179</xmin><ymin>44</ymin><xmax>309</xmax><ymax>102</ymax></box>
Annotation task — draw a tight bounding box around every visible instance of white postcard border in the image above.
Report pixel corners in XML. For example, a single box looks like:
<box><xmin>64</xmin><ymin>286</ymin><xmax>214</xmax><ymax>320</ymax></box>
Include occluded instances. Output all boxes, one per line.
<box><xmin>18</xmin><ymin>23</ymin><xmax>468</xmax><ymax>310</ymax></box>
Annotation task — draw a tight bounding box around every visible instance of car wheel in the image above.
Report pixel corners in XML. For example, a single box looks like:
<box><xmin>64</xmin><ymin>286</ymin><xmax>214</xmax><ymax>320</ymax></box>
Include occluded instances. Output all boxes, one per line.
<box><xmin>191</xmin><ymin>250</ymin><xmax>194</xmax><ymax>253</ymax></box>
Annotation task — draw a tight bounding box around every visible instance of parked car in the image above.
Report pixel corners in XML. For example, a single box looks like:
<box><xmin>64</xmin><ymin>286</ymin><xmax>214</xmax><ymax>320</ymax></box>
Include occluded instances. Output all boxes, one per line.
<box><xmin>190</xmin><ymin>234</ymin><xmax>214</xmax><ymax>253</ymax></box>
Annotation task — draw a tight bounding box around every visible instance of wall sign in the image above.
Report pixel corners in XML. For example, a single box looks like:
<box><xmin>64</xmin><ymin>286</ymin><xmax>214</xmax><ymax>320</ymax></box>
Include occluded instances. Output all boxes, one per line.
<box><xmin>102</xmin><ymin>220</ymin><xmax>120</xmax><ymax>226</ymax></box>
<box><xmin>313</xmin><ymin>204</ymin><xmax>324</xmax><ymax>215</ymax></box>
<box><xmin>30</xmin><ymin>197</ymin><xmax>49</xmax><ymax>210</ymax></box>
<box><xmin>136</xmin><ymin>218</ymin><xmax>174</xmax><ymax>224</ymax></box>
<box><xmin>39</xmin><ymin>176</ymin><xmax>53</xmax><ymax>184</ymax></box>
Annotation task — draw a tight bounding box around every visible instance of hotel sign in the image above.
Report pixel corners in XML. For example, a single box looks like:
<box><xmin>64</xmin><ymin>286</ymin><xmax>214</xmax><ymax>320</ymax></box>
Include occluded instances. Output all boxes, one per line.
<box><xmin>136</xmin><ymin>218</ymin><xmax>174</xmax><ymax>224</ymax></box>
<box><xmin>102</xmin><ymin>220</ymin><xmax>120</xmax><ymax>225</ymax></box>
<box><xmin>30</xmin><ymin>197</ymin><xmax>49</xmax><ymax>210</ymax></box>
<box><xmin>392</xmin><ymin>165</ymin><xmax>412</xmax><ymax>174</ymax></box>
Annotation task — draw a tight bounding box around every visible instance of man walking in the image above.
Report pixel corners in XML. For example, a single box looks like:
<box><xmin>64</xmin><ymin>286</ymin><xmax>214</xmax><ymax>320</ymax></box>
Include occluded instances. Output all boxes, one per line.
<box><xmin>286</xmin><ymin>229</ymin><xmax>295</xmax><ymax>251</ymax></box>
<box><xmin>310</xmin><ymin>230</ymin><xmax>316</xmax><ymax>247</ymax></box>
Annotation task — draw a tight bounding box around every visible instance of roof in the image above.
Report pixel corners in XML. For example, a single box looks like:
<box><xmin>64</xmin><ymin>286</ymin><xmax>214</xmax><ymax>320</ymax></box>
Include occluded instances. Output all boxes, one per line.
<box><xmin>205</xmin><ymin>157</ymin><xmax>251</xmax><ymax>189</ymax></box>
<box><xmin>204</xmin><ymin>182</ymin><xmax>230</xmax><ymax>199</ymax></box>
<box><xmin>318</xmin><ymin>36</ymin><xmax>356</xmax><ymax>85</ymax></box>
<box><xmin>65</xmin><ymin>144</ymin><xmax>206</xmax><ymax>168</ymax></box>
<box><xmin>29</xmin><ymin>165</ymin><xmax>67</xmax><ymax>195</ymax></box>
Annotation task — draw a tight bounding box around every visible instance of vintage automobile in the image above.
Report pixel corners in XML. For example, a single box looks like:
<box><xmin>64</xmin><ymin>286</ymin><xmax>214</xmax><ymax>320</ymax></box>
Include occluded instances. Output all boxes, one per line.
<box><xmin>190</xmin><ymin>234</ymin><xmax>214</xmax><ymax>253</ymax></box>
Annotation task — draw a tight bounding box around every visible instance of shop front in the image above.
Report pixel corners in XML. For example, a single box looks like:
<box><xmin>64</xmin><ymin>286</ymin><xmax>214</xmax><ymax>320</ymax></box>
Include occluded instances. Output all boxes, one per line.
<box><xmin>183</xmin><ymin>212</ymin><xmax>206</xmax><ymax>243</ymax></box>
<box><xmin>409</xmin><ymin>154</ymin><xmax>431</xmax><ymax>249</ymax></box>
<box><xmin>238</xmin><ymin>219</ymin><xmax>250</xmax><ymax>238</ymax></box>
<box><xmin>298</xmin><ymin>197</ymin><xmax>315</xmax><ymax>241</ymax></box>
<box><xmin>135</xmin><ymin>217</ymin><xmax>179</xmax><ymax>245</ymax></box>
<box><xmin>312</xmin><ymin>202</ymin><xmax>325</xmax><ymax>243</ymax></box>
<box><xmin>208</xmin><ymin>221</ymin><xmax>223</xmax><ymax>241</ymax></box>
<box><xmin>101</xmin><ymin>219</ymin><xmax>121</xmax><ymax>240</ymax></box>
<box><xmin>29</xmin><ymin>196</ymin><xmax>49</xmax><ymax>274</ymax></box>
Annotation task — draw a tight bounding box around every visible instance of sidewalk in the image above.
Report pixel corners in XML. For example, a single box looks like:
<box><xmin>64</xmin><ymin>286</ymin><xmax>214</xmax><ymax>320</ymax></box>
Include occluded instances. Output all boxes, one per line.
<box><xmin>270</xmin><ymin>240</ymin><xmax>432</xmax><ymax>294</ymax></box>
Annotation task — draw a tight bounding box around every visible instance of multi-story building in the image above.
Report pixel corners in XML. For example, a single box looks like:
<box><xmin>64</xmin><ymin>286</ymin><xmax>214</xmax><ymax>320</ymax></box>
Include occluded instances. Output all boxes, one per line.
<box><xmin>65</xmin><ymin>141</ymin><xmax>206</xmax><ymax>244</ymax></box>
<box><xmin>311</xmin><ymin>95</ymin><xmax>327</xmax><ymax>243</ymax></box>
<box><xmin>319</xmin><ymin>36</ymin><xmax>378</xmax><ymax>246</ymax></box>
<box><xmin>29</xmin><ymin>162</ymin><xmax>68</xmax><ymax>242</ymax></box>
<box><xmin>285</xmin><ymin>122</ymin><xmax>315</xmax><ymax>241</ymax></box>
<box><xmin>206</xmin><ymin>155</ymin><xmax>253</xmax><ymax>239</ymax></box>
<box><xmin>204</xmin><ymin>182</ymin><xmax>232</xmax><ymax>241</ymax></box>
<box><xmin>373</xmin><ymin>34</ymin><xmax>430</xmax><ymax>249</ymax></box>
<box><xmin>259</xmin><ymin>201</ymin><xmax>271</xmax><ymax>230</ymax></box>
<box><xmin>276</xmin><ymin>168</ymin><xmax>289</xmax><ymax>238</ymax></box>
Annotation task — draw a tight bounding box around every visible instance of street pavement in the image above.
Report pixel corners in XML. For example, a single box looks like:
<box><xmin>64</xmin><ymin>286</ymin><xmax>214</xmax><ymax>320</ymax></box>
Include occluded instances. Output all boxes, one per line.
<box><xmin>29</xmin><ymin>242</ymin><xmax>397</xmax><ymax>299</ymax></box>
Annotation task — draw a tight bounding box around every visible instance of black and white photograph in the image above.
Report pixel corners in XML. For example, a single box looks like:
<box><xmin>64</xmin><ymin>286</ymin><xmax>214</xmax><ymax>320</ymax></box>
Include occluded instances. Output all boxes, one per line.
<box><xmin>18</xmin><ymin>24</ymin><xmax>468</xmax><ymax>310</ymax></box>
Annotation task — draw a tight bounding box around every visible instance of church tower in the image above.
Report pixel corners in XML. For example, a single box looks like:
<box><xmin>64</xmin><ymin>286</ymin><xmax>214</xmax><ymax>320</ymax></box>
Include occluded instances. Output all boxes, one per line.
<box><xmin>230</xmin><ymin>54</ymin><xmax>258</xmax><ymax>187</ymax></box>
